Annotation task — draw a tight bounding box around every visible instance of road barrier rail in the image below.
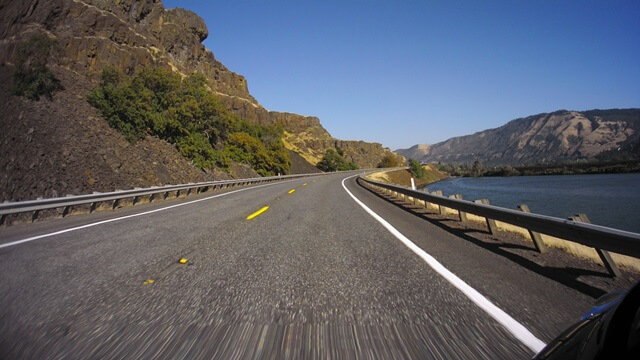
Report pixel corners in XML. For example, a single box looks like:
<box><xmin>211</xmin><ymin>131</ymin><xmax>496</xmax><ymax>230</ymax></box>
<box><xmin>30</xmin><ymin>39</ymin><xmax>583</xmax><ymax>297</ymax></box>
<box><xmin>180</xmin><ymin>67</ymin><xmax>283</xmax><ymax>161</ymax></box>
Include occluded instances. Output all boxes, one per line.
<box><xmin>0</xmin><ymin>172</ymin><xmax>332</xmax><ymax>225</ymax></box>
<box><xmin>358</xmin><ymin>175</ymin><xmax>640</xmax><ymax>276</ymax></box>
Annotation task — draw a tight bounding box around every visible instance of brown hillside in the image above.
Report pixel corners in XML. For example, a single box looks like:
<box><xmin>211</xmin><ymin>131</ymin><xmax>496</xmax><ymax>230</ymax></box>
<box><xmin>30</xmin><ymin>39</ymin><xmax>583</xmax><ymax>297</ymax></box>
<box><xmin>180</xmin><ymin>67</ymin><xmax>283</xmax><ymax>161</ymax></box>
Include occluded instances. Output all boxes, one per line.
<box><xmin>397</xmin><ymin>109</ymin><xmax>640</xmax><ymax>166</ymax></box>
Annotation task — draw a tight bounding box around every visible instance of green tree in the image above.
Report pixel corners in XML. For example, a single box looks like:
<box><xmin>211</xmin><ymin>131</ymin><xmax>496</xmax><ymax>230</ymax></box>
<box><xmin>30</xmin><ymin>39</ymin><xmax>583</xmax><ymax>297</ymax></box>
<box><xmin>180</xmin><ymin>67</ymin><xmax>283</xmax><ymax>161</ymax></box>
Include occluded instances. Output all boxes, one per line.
<box><xmin>471</xmin><ymin>159</ymin><xmax>485</xmax><ymax>177</ymax></box>
<box><xmin>409</xmin><ymin>159</ymin><xmax>426</xmax><ymax>179</ymax></box>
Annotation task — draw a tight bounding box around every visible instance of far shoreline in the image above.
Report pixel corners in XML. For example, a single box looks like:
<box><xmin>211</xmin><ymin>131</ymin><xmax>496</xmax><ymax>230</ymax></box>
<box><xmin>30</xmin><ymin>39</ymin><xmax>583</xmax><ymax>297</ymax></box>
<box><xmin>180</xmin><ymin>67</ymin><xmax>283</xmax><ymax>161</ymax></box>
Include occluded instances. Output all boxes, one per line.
<box><xmin>431</xmin><ymin>159</ymin><xmax>640</xmax><ymax>179</ymax></box>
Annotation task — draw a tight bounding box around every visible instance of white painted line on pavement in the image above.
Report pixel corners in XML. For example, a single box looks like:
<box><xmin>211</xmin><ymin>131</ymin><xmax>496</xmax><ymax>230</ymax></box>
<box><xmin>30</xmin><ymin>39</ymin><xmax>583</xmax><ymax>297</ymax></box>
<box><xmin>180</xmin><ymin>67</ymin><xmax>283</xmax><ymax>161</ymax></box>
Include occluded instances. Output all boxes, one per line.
<box><xmin>0</xmin><ymin>179</ymin><xmax>301</xmax><ymax>250</ymax></box>
<box><xmin>341</xmin><ymin>174</ymin><xmax>546</xmax><ymax>354</ymax></box>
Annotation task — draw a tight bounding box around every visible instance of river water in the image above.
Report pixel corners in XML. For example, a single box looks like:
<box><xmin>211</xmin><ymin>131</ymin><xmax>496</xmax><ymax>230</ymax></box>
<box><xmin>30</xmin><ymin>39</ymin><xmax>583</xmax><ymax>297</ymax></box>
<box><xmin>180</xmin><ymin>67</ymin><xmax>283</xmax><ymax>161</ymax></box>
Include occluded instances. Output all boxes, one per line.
<box><xmin>424</xmin><ymin>173</ymin><xmax>640</xmax><ymax>233</ymax></box>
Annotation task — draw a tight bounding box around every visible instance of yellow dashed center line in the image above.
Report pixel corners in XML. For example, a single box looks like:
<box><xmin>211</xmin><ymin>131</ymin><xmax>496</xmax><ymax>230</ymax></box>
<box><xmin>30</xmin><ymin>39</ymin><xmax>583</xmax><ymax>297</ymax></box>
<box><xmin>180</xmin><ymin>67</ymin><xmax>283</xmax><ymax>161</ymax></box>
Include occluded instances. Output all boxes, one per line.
<box><xmin>288</xmin><ymin>189</ymin><xmax>296</xmax><ymax>194</ymax></box>
<box><xmin>247</xmin><ymin>206</ymin><xmax>269</xmax><ymax>220</ymax></box>
<box><xmin>303</xmin><ymin>183</ymin><xmax>308</xmax><ymax>186</ymax></box>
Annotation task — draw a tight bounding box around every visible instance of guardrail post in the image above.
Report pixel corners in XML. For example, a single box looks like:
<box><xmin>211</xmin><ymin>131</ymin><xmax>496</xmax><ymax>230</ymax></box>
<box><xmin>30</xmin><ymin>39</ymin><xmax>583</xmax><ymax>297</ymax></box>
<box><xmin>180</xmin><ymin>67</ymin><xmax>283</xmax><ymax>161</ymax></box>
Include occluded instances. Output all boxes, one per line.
<box><xmin>422</xmin><ymin>189</ymin><xmax>431</xmax><ymax>211</ymax></box>
<box><xmin>454</xmin><ymin>194</ymin><xmax>468</xmax><ymax>222</ymax></box>
<box><xmin>434</xmin><ymin>191</ymin><xmax>445</xmax><ymax>215</ymax></box>
<box><xmin>474</xmin><ymin>199</ymin><xmax>498</xmax><ymax>235</ymax></box>
<box><xmin>570</xmin><ymin>214</ymin><xmax>621</xmax><ymax>277</ymax></box>
<box><xmin>186</xmin><ymin>188</ymin><xmax>192</xmax><ymax>196</ymax></box>
<box><xmin>112</xmin><ymin>199</ymin><xmax>120</xmax><ymax>209</ymax></box>
<box><xmin>0</xmin><ymin>214</ymin><xmax>5</xmax><ymax>227</ymax></box>
<box><xmin>132</xmin><ymin>196</ymin><xmax>140</xmax><ymax>206</ymax></box>
<box><xmin>163</xmin><ymin>192</ymin><xmax>169</xmax><ymax>200</ymax></box>
<box><xmin>89</xmin><ymin>202</ymin><xmax>97</xmax><ymax>213</ymax></box>
<box><xmin>32</xmin><ymin>210</ymin><xmax>39</xmax><ymax>222</ymax></box>
<box><xmin>61</xmin><ymin>206</ymin><xmax>72</xmax><ymax>217</ymax></box>
<box><xmin>517</xmin><ymin>205</ymin><xmax>547</xmax><ymax>253</ymax></box>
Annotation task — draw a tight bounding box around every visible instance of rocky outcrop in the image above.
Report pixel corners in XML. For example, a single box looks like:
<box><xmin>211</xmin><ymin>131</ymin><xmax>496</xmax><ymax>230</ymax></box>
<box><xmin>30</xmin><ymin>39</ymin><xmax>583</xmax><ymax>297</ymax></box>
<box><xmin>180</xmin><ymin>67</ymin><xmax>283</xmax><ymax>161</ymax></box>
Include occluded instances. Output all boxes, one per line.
<box><xmin>398</xmin><ymin>109</ymin><xmax>640</xmax><ymax>165</ymax></box>
<box><xmin>0</xmin><ymin>0</ymin><xmax>256</xmax><ymax>103</ymax></box>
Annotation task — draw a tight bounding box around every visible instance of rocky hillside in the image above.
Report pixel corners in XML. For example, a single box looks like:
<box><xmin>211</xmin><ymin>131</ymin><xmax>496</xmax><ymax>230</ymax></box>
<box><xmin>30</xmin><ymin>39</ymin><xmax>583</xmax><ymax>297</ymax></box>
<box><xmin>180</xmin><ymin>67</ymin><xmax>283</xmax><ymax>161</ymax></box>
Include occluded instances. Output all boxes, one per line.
<box><xmin>396</xmin><ymin>109</ymin><xmax>640</xmax><ymax>165</ymax></box>
<box><xmin>0</xmin><ymin>64</ymin><xmax>219</xmax><ymax>202</ymax></box>
<box><xmin>0</xmin><ymin>0</ymin><xmax>399</xmax><ymax>169</ymax></box>
<box><xmin>394</xmin><ymin>144</ymin><xmax>431</xmax><ymax>162</ymax></box>
<box><xmin>0</xmin><ymin>0</ymin><xmax>400</xmax><ymax>200</ymax></box>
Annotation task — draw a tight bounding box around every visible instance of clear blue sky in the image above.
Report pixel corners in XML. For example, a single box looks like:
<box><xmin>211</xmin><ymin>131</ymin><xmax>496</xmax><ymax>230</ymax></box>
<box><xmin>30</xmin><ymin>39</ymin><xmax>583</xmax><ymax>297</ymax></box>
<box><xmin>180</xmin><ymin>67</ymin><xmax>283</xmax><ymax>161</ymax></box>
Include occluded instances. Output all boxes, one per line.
<box><xmin>163</xmin><ymin>0</ymin><xmax>639</xmax><ymax>150</ymax></box>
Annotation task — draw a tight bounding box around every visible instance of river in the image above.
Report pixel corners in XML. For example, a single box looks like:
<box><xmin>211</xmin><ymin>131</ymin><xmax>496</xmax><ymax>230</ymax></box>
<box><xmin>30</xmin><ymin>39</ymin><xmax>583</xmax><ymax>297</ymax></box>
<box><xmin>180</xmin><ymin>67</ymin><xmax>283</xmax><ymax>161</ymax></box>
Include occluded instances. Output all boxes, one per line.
<box><xmin>424</xmin><ymin>173</ymin><xmax>640</xmax><ymax>233</ymax></box>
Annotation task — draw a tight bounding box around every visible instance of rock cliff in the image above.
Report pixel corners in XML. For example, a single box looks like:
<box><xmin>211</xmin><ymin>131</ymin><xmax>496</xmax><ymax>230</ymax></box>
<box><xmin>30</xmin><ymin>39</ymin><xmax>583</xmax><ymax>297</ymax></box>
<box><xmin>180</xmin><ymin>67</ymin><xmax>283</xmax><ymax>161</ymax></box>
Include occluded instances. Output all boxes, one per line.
<box><xmin>396</xmin><ymin>109</ymin><xmax>640</xmax><ymax>165</ymax></box>
<box><xmin>0</xmin><ymin>0</ymin><xmax>399</xmax><ymax>170</ymax></box>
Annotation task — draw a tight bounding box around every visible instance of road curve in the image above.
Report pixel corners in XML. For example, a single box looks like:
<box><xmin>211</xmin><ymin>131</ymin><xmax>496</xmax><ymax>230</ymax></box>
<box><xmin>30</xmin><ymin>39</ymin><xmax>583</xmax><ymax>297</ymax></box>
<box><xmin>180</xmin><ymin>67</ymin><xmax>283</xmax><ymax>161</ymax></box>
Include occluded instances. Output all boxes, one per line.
<box><xmin>0</xmin><ymin>172</ymin><xmax>594</xmax><ymax>359</ymax></box>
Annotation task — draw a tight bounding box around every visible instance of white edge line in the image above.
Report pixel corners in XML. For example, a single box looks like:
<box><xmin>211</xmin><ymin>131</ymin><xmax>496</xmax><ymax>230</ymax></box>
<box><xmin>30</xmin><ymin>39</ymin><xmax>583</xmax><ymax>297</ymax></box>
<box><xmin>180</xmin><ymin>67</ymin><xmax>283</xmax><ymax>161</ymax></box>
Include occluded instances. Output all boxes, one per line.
<box><xmin>0</xmin><ymin>179</ymin><xmax>302</xmax><ymax>250</ymax></box>
<box><xmin>341</xmin><ymin>174</ymin><xmax>547</xmax><ymax>354</ymax></box>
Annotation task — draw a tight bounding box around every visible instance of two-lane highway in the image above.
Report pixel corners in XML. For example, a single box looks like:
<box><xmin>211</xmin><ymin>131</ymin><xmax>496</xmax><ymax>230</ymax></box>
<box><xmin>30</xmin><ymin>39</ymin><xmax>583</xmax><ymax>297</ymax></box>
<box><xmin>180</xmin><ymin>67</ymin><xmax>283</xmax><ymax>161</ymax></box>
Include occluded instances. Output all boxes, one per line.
<box><xmin>0</xmin><ymin>172</ymin><xmax>594</xmax><ymax>358</ymax></box>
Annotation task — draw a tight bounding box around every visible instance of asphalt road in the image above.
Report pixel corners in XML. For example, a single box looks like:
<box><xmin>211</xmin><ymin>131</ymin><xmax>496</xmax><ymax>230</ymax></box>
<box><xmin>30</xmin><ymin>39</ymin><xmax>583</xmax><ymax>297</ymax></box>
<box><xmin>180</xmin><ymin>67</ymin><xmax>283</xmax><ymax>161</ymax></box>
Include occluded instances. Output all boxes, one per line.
<box><xmin>0</xmin><ymin>172</ymin><xmax>597</xmax><ymax>359</ymax></box>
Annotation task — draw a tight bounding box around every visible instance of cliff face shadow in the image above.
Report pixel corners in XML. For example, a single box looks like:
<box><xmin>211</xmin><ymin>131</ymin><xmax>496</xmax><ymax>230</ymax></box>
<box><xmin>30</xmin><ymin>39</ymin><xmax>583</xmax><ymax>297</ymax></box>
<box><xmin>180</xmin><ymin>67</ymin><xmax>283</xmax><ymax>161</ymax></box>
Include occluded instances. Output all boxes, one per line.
<box><xmin>358</xmin><ymin>180</ymin><xmax>632</xmax><ymax>299</ymax></box>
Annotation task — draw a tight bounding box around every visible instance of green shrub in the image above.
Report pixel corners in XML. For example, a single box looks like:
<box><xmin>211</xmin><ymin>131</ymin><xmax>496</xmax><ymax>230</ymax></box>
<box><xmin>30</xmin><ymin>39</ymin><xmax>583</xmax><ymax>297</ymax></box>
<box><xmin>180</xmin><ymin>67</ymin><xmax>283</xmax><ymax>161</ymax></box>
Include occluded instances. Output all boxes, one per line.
<box><xmin>12</xmin><ymin>32</ymin><xmax>63</xmax><ymax>100</ymax></box>
<box><xmin>409</xmin><ymin>159</ymin><xmax>426</xmax><ymax>179</ymax></box>
<box><xmin>317</xmin><ymin>149</ymin><xmax>358</xmax><ymax>172</ymax></box>
<box><xmin>377</xmin><ymin>154</ymin><xmax>399</xmax><ymax>168</ymax></box>
<box><xmin>177</xmin><ymin>132</ymin><xmax>222</xmax><ymax>170</ymax></box>
<box><xmin>88</xmin><ymin>66</ymin><xmax>289</xmax><ymax>174</ymax></box>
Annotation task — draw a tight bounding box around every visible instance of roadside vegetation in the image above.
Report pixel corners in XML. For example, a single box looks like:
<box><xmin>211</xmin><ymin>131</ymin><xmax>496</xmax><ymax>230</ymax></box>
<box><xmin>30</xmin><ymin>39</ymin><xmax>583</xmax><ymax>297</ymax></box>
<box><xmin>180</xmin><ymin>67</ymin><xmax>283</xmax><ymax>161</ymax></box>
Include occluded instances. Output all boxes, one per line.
<box><xmin>377</xmin><ymin>154</ymin><xmax>400</xmax><ymax>168</ymax></box>
<box><xmin>316</xmin><ymin>148</ymin><xmax>358</xmax><ymax>172</ymax></box>
<box><xmin>12</xmin><ymin>32</ymin><xmax>63</xmax><ymax>100</ymax></box>
<box><xmin>87</xmin><ymin>66</ymin><xmax>290</xmax><ymax>176</ymax></box>
<box><xmin>408</xmin><ymin>159</ymin><xmax>426</xmax><ymax>179</ymax></box>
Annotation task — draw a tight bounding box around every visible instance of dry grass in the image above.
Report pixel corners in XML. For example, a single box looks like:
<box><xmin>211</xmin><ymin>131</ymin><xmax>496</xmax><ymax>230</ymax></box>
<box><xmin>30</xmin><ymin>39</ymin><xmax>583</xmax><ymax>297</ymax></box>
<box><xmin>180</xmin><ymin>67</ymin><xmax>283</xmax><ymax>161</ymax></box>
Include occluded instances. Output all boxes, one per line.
<box><xmin>366</xmin><ymin>170</ymin><xmax>392</xmax><ymax>182</ymax></box>
<box><xmin>282</xmin><ymin>131</ymin><xmax>323</xmax><ymax>165</ymax></box>
<box><xmin>365</xmin><ymin>168</ymin><xmax>448</xmax><ymax>188</ymax></box>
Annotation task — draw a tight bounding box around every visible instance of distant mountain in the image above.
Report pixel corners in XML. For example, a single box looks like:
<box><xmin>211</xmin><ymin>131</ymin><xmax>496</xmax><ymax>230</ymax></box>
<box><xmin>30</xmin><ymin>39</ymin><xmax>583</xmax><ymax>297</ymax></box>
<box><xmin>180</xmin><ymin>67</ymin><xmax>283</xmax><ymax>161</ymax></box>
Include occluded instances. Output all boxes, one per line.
<box><xmin>396</xmin><ymin>109</ymin><xmax>640</xmax><ymax>165</ymax></box>
<box><xmin>394</xmin><ymin>144</ymin><xmax>431</xmax><ymax>162</ymax></box>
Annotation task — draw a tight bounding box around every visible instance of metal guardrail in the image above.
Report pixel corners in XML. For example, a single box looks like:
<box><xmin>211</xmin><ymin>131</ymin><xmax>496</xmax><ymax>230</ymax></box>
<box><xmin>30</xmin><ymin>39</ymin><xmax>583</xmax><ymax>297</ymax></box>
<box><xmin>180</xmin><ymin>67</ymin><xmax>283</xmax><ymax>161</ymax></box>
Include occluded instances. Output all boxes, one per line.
<box><xmin>0</xmin><ymin>172</ymin><xmax>339</xmax><ymax>224</ymax></box>
<box><xmin>358</xmin><ymin>176</ymin><xmax>640</xmax><ymax>273</ymax></box>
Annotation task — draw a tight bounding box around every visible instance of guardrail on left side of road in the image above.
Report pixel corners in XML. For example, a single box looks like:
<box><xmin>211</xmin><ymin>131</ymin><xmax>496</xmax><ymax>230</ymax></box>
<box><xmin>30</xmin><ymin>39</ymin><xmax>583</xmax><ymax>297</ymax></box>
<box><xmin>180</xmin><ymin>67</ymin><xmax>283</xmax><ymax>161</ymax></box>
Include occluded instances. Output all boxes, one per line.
<box><xmin>0</xmin><ymin>172</ymin><xmax>330</xmax><ymax>226</ymax></box>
